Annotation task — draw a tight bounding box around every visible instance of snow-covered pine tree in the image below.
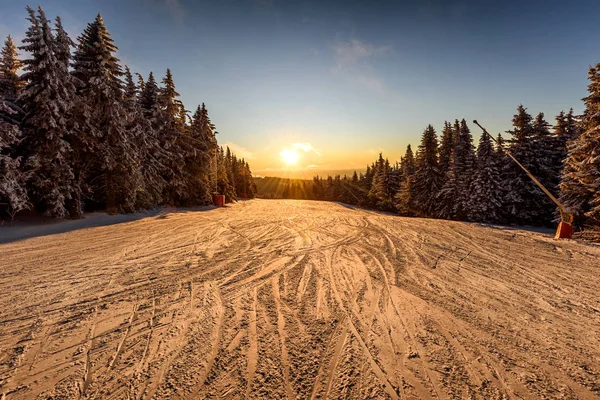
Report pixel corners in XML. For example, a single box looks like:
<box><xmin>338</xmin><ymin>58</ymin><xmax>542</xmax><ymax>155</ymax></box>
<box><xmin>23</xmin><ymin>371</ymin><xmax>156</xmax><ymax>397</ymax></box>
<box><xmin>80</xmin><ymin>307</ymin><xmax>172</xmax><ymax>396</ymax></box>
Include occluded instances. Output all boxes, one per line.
<box><xmin>560</xmin><ymin>64</ymin><xmax>600</xmax><ymax>225</ymax></box>
<box><xmin>158</xmin><ymin>68</ymin><xmax>187</xmax><ymax>204</ymax></box>
<box><xmin>0</xmin><ymin>97</ymin><xmax>28</xmax><ymax>219</ymax></box>
<box><xmin>396</xmin><ymin>144</ymin><xmax>416</xmax><ymax>215</ymax></box>
<box><xmin>453</xmin><ymin>119</ymin><xmax>476</xmax><ymax>218</ymax></box>
<box><xmin>135</xmin><ymin>72</ymin><xmax>146</xmax><ymax>93</ymax></box>
<box><xmin>493</xmin><ymin>133</ymin><xmax>510</xmax><ymax>223</ymax></box>
<box><xmin>504</xmin><ymin>105</ymin><xmax>549</xmax><ymax>225</ymax></box>
<box><xmin>54</xmin><ymin>17</ymin><xmax>72</xmax><ymax>70</ymax></box>
<box><xmin>438</xmin><ymin>121</ymin><xmax>454</xmax><ymax>177</ymax></box>
<box><xmin>0</xmin><ymin>35</ymin><xmax>24</xmax><ymax>101</ymax></box>
<box><xmin>468</xmin><ymin>130</ymin><xmax>503</xmax><ymax>223</ymax></box>
<box><xmin>413</xmin><ymin>125</ymin><xmax>441</xmax><ymax>217</ymax></box>
<box><xmin>245</xmin><ymin>161</ymin><xmax>257</xmax><ymax>198</ymax></box>
<box><xmin>135</xmin><ymin>71</ymin><xmax>166</xmax><ymax>206</ymax></box>
<box><xmin>553</xmin><ymin>109</ymin><xmax>581</xmax><ymax>177</ymax></box>
<box><xmin>121</xmin><ymin>66</ymin><xmax>159</xmax><ymax>209</ymax></box>
<box><xmin>368</xmin><ymin>153</ymin><xmax>394</xmax><ymax>210</ymax></box>
<box><xmin>216</xmin><ymin>146</ymin><xmax>236</xmax><ymax>202</ymax></box>
<box><xmin>225</xmin><ymin>147</ymin><xmax>237</xmax><ymax>197</ymax></box>
<box><xmin>182</xmin><ymin>104</ymin><xmax>214</xmax><ymax>205</ymax></box>
<box><xmin>72</xmin><ymin>13</ymin><xmax>138</xmax><ymax>214</ymax></box>
<box><xmin>18</xmin><ymin>6</ymin><xmax>78</xmax><ymax>218</ymax></box>
<box><xmin>437</xmin><ymin>119</ymin><xmax>475</xmax><ymax>220</ymax></box>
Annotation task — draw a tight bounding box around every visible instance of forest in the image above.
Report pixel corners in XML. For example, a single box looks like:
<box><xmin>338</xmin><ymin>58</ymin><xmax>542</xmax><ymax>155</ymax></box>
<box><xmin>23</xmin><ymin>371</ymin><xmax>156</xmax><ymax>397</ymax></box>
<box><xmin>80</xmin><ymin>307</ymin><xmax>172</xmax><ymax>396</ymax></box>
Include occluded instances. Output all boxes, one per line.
<box><xmin>260</xmin><ymin>89</ymin><xmax>600</xmax><ymax>228</ymax></box>
<box><xmin>0</xmin><ymin>6</ymin><xmax>256</xmax><ymax>221</ymax></box>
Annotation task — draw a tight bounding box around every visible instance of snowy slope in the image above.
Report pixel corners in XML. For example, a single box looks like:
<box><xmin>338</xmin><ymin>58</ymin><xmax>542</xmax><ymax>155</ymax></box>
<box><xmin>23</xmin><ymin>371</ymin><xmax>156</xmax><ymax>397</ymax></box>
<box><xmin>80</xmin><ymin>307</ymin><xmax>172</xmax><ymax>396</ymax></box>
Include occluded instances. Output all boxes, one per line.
<box><xmin>0</xmin><ymin>200</ymin><xmax>599</xmax><ymax>399</ymax></box>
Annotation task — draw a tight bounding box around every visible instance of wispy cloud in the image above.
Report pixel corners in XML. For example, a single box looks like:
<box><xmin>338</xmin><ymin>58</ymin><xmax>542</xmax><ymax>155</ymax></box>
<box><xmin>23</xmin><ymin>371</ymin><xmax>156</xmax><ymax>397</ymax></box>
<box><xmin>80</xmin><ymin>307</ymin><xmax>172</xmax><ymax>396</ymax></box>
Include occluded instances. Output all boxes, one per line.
<box><xmin>332</xmin><ymin>39</ymin><xmax>392</xmax><ymax>72</ymax></box>
<box><xmin>221</xmin><ymin>142</ymin><xmax>255</xmax><ymax>160</ymax></box>
<box><xmin>291</xmin><ymin>142</ymin><xmax>321</xmax><ymax>155</ymax></box>
<box><xmin>331</xmin><ymin>38</ymin><xmax>392</xmax><ymax>93</ymax></box>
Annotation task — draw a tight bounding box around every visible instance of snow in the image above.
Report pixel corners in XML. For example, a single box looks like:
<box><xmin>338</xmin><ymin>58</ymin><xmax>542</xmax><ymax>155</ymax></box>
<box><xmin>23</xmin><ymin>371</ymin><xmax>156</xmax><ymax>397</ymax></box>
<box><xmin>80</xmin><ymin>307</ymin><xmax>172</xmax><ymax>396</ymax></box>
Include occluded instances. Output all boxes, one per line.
<box><xmin>1</xmin><ymin>199</ymin><xmax>599</xmax><ymax>399</ymax></box>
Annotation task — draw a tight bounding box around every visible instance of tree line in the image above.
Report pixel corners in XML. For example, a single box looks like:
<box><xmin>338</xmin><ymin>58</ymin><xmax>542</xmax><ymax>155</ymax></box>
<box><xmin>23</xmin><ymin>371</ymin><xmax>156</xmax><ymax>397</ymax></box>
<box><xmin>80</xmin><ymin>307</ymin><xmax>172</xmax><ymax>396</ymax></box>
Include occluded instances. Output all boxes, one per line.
<box><xmin>0</xmin><ymin>6</ymin><xmax>256</xmax><ymax>220</ymax></box>
<box><xmin>269</xmin><ymin>63</ymin><xmax>600</xmax><ymax>229</ymax></box>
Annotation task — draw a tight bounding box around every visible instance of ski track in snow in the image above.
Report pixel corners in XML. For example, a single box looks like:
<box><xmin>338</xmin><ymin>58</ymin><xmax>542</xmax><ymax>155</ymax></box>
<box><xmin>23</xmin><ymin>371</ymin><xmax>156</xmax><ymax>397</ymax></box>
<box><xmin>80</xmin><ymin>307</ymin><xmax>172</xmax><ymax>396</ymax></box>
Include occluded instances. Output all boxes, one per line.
<box><xmin>0</xmin><ymin>199</ymin><xmax>599</xmax><ymax>399</ymax></box>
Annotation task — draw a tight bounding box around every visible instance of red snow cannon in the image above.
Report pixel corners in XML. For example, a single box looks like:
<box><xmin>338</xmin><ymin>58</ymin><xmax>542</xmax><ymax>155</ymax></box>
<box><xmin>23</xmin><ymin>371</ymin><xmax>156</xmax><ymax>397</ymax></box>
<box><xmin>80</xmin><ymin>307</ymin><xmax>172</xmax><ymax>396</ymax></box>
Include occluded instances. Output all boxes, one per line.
<box><xmin>213</xmin><ymin>194</ymin><xmax>225</xmax><ymax>207</ymax></box>
<box><xmin>554</xmin><ymin>221</ymin><xmax>573</xmax><ymax>239</ymax></box>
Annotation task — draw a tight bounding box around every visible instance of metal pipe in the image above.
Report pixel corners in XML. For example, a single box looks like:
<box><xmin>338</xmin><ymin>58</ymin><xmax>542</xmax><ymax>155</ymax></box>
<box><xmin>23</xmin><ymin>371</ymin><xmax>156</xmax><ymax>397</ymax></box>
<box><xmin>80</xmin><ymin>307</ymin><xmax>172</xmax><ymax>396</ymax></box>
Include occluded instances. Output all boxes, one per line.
<box><xmin>473</xmin><ymin>120</ymin><xmax>573</xmax><ymax>224</ymax></box>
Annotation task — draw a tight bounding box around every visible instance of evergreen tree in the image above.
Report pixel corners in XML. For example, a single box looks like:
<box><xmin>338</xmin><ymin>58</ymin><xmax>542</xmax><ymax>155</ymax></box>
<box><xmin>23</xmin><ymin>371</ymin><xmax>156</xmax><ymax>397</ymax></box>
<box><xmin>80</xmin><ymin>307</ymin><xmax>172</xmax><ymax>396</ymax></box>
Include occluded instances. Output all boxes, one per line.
<box><xmin>0</xmin><ymin>97</ymin><xmax>28</xmax><ymax>219</ymax></box>
<box><xmin>438</xmin><ymin>121</ymin><xmax>454</xmax><ymax>177</ymax></box>
<box><xmin>182</xmin><ymin>104</ymin><xmax>214</xmax><ymax>205</ymax></box>
<box><xmin>413</xmin><ymin>125</ymin><xmax>441</xmax><ymax>217</ymax></box>
<box><xmin>553</xmin><ymin>109</ymin><xmax>581</xmax><ymax>176</ymax></box>
<box><xmin>53</xmin><ymin>17</ymin><xmax>72</xmax><ymax>70</ymax></box>
<box><xmin>437</xmin><ymin>119</ymin><xmax>474</xmax><ymax>220</ymax></box>
<box><xmin>122</xmin><ymin>67</ymin><xmax>162</xmax><ymax>208</ymax></box>
<box><xmin>531</xmin><ymin>112</ymin><xmax>560</xmax><ymax>222</ymax></box>
<box><xmin>0</xmin><ymin>35</ymin><xmax>24</xmax><ymax>101</ymax></box>
<box><xmin>19</xmin><ymin>6</ymin><xmax>78</xmax><ymax>218</ymax></box>
<box><xmin>504</xmin><ymin>105</ymin><xmax>549</xmax><ymax>224</ymax></box>
<box><xmin>216</xmin><ymin>146</ymin><xmax>235</xmax><ymax>201</ymax></box>
<box><xmin>158</xmin><ymin>68</ymin><xmax>187</xmax><ymax>204</ymax></box>
<box><xmin>396</xmin><ymin>144</ymin><xmax>416</xmax><ymax>215</ymax></box>
<box><xmin>560</xmin><ymin>64</ymin><xmax>600</xmax><ymax>225</ymax></box>
<box><xmin>369</xmin><ymin>153</ymin><xmax>394</xmax><ymax>209</ymax></box>
<box><xmin>469</xmin><ymin>131</ymin><xmax>503</xmax><ymax>223</ymax></box>
<box><xmin>72</xmin><ymin>13</ymin><xmax>139</xmax><ymax>214</ymax></box>
<box><xmin>195</xmin><ymin>103</ymin><xmax>218</xmax><ymax>193</ymax></box>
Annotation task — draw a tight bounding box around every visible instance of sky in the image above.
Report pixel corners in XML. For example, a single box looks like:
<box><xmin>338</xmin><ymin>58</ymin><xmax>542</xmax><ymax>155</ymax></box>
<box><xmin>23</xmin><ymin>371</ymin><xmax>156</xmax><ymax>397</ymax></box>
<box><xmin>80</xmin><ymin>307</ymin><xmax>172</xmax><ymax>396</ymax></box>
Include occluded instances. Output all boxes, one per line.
<box><xmin>2</xmin><ymin>0</ymin><xmax>600</xmax><ymax>178</ymax></box>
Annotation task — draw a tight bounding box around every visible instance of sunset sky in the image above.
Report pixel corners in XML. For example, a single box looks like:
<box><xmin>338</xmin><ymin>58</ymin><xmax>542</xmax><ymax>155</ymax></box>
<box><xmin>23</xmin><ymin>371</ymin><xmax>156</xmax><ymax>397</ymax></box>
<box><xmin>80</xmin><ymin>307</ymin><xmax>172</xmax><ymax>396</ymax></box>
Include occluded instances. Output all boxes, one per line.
<box><xmin>2</xmin><ymin>0</ymin><xmax>600</xmax><ymax>178</ymax></box>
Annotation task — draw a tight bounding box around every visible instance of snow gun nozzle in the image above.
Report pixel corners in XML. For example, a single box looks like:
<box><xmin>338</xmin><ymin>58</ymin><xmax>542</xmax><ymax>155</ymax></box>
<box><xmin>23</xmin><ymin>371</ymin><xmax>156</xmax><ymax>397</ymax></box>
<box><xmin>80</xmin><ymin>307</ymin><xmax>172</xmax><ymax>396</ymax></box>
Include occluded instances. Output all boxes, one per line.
<box><xmin>472</xmin><ymin>120</ymin><xmax>487</xmax><ymax>134</ymax></box>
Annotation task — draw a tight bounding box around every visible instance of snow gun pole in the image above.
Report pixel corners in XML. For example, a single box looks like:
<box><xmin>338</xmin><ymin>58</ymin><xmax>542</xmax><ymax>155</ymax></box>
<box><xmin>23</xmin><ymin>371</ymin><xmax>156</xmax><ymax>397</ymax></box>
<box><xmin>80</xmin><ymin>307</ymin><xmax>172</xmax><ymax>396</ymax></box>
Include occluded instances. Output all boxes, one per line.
<box><xmin>473</xmin><ymin>120</ymin><xmax>574</xmax><ymax>239</ymax></box>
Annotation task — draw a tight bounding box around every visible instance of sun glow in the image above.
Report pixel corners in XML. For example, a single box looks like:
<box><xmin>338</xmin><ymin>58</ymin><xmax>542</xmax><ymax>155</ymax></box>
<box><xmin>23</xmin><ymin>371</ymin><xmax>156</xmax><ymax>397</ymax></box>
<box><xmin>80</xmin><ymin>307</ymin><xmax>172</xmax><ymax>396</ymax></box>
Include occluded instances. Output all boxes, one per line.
<box><xmin>280</xmin><ymin>149</ymin><xmax>299</xmax><ymax>165</ymax></box>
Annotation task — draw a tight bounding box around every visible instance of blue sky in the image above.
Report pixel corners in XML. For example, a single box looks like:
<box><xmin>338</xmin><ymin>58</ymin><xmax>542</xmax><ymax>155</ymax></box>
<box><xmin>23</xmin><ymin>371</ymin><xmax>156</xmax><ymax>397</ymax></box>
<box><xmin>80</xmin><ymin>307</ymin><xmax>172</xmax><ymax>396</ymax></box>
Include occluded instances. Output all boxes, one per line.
<box><xmin>2</xmin><ymin>0</ymin><xmax>599</xmax><ymax>177</ymax></box>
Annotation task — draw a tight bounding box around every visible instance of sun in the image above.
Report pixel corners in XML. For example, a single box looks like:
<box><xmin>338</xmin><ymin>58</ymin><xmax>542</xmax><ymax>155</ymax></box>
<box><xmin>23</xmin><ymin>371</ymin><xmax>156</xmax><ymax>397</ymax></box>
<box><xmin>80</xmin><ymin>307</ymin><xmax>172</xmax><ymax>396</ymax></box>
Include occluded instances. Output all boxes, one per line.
<box><xmin>280</xmin><ymin>149</ymin><xmax>299</xmax><ymax>165</ymax></box>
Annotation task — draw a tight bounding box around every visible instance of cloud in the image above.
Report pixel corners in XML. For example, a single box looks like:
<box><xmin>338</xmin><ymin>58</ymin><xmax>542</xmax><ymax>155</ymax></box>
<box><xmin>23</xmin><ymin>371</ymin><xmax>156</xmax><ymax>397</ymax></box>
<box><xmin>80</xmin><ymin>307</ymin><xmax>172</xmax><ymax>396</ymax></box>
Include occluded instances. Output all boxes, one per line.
<box><xmin>221</xmin><ymin>142</ymin><xmax>255</xmax><ymax>160</ymax></box>
<box><xmin>332</xmin><ymin>39</ymin><xmax>392</xmax><ymax>72</ymax></box>
<box><xmin>291</xmin><ymin>142</ymin><xmax>321</xmax><ymax>155</ymax></box>
<box><xmin>331</xmin><ymin>38</ymin><xmax>392</xmax><ymax>93</ymax></box>
<box><xmin>355</xmin><ymin>75</ymin><xmax>384</xmax><ymax>93</ymax></box>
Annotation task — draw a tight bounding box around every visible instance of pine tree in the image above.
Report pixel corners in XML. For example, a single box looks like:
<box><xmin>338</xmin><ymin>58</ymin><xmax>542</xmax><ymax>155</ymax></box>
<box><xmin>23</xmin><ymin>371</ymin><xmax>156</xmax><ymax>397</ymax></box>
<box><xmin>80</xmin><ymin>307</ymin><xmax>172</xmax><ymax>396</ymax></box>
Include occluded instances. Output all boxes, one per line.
<box><xmin>369</xmin><ymin>153</ymin><xmax>393</xmax><ymax>210</ymax></box>
<box><xmin>196</xmin><ymin>103</ymin><xmax>218</xmax><ymax>194</ymax></box>
<box><xmin>396</xmin><ymin>144</ymin><xmax>416</xmax><ymax>215</ymax></box>
<box><xmin>72</xmin><ymin>13</ymin><xmax>139</xmax><ymax>214</ymax></box>
<box><xmin>437</xmin><ymin>119</ymin><xmax>474</xmax><ymax>220</ymax></box>
<box><xmin>553</xmin><ymin>109</ymin><xmax>581</xmax><ymax>176</ymax></box>
<box><xmin>504</xmin><ymin>105</ymin><xmax>549</xmax><ymax>225</ymax></box>
<box><xmin>19</xmin><ymin>6</ymin><xmax>78</xmax><ymax>218</ymax></box>
<box><xmin>216</xmin><ymin>146</ymin><xmax>235</xmax><ymax>201</ymax></box>
<box><xmin>531</xmin><ymin>112</ymin><xmax>560</xmax><ymax>222</ymax></box>
<box><xmin>122</xmin><ymin>67</ymin><xmax>162</xmax><ymax>209</ymax></box>
<box><xmin>438</xmin><ymin>121</ymin><xmax>454</xmax><ymax>177</ymax></box>
<box><xmin>0</xmin><ymin>35</ymin><xmax>24</xmax><ymax>101</ymax></box>
<box><xmin>182</xmin><ymin>104</ymin><xmax>214</xmax><ymax>205</ymax></box>
<box><xmin>413</xmin><ymin>125</ymin><xmax>441</xmax><ymax>217</ymax></box>
<box><xmin>469</xmin><ymin>131</ymin><xmax>503</xmax><ymax>223</ymax></box>
<box><xmin>54</xmin><ymin>17</ymin><xmax>72</xmax><ymax>70</ymax></box>
<box><xmin>158</xmin><ymin>68</ymin><xmax>187</xmax><ymax>204</ymax></box>
<box><xmin>560</xmin><ymin>64</ymin><xmax>600</xmax><ymax>225</ymax></box>
<box><xmin>0</xmin><ymin>97</ymin><xmax>28</xmax><ymax>219</ymax></box>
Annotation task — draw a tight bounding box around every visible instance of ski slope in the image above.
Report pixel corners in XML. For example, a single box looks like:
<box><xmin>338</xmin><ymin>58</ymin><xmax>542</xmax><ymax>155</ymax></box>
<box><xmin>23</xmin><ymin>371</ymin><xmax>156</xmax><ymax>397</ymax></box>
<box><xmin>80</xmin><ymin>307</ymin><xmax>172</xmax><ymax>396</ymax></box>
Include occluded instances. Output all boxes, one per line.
<box><xmin>0</xmin><ymin>199</ymin><xmax>599</xmax><ymax>399</ymax></box>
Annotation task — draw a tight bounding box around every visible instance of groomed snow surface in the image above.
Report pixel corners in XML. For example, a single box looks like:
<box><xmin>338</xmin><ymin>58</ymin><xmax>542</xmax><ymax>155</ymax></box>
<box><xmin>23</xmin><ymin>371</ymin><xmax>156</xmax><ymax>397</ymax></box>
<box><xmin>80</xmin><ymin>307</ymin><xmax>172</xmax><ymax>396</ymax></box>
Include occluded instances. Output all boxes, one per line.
<box><xmin>1</xmin><ymin>200</ymin><xmax>599</xmax><ymax>399</ymax></box>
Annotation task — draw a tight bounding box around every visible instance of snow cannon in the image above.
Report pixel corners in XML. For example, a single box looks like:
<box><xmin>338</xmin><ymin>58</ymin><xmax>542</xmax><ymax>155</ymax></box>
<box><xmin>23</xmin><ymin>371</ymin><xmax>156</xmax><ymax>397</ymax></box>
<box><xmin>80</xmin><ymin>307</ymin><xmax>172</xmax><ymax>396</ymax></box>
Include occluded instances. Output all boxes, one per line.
<box><xmin>473</xmin><ymin>120</ymin><xmax>574</xmax><ymax>240</ymax></box>
<box><xmin>213</xmin><ymin>194</ymin><xmax>225</xmax><ymax>207</ymax></box>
